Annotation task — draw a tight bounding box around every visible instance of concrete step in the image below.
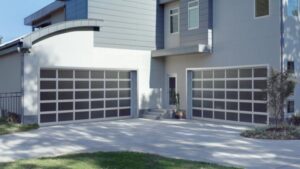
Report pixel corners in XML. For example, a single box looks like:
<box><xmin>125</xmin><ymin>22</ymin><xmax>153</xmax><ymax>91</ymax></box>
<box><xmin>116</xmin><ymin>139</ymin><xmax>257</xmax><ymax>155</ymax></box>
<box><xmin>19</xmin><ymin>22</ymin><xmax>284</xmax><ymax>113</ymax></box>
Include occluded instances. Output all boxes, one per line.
<box><xmin>143</xmin><ymin>111</ymin><xmax>163</xmax><ymax>116</ymax></box>
<box><xmin>149</xmin><ymin>109</ymin><xmax>168</xmax><ymax>113</ymax></box>
<box><xmin>142</xmin><ymin>114</ymin><xmax>161</xmax><ymax>120</ymax></box>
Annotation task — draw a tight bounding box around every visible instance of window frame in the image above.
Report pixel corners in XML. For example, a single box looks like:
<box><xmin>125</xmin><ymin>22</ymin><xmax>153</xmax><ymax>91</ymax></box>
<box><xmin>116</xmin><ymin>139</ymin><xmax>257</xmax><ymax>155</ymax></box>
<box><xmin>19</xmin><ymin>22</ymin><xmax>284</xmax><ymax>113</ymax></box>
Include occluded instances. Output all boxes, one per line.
<box><xmin>169</xmin><ymin>8</ymin><xmax>180</xmax><ymax>34</ymax></box>
<box><xmin>287</xmin><ymin>100</ymin><xmax>295</xmax><ymax>113</ymax></box>
<box><xmin>287</xmin><ymin>61</ymin><xmax>295</xmax><ymax>74</ymax></box>
<box><xmin>188</xmin><ymin>0</ymin><xmax>200</xmax><ymax>30</ymax></box>
<box><xmin>254</xmin><ymin>0</ymin><xmax>270</xmax><ymax>19</ymax></box>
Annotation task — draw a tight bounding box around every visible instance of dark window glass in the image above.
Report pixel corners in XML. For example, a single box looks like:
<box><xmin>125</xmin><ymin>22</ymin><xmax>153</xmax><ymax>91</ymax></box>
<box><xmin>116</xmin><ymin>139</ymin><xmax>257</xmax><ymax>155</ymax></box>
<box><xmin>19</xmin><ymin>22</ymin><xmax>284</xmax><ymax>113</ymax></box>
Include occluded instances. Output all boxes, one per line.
<box><xmin>91</xmin><ymin>101</ymin><xmax>104</xmax><ymax>109</ymax></box>
<box><xmin>240</xmin><ymin>92</ymin><xmax>252</xmax><ymax>100</ymax></box>
<box><xmin>254</xmin><ymin>92</ymin><xmax>267</xmax><ymax>101</ymax></box>
<box><xmin>58</xmin><ymin>113</ymin><xmax>73</xmax><ymax>122</ymax></box>
<box><xmin>119</xmin><ymin>72</ymin><xmax>131</xmax><ymax>79</ymax></box>
<box><xmin>193</xmin><ymin>71</ymin><xmax>202</xmax><ymax>79</ymax></box>
<box><xmin>254</xmin><ymin>115</ymin><xmax>268</xmax><ymax>124</ymax></box>
<box><xmin>75</xmin><ymin>111</ymin><xmax>89</xmax><ymax>120</ymax></box>
<box><xmin>227</xmin><ymin>80</ymin><xmax>238</xmax><ymax>89</ymax></box>
<box><xmin>120</xmin><ymin>100</ymin><xmax>131</xmax><ymax>107</ymax></box>
<box><xmin>240</xmin><ymin>69</ymin><xmax>252</xmax><ymax>78</ymax></box>
<box><xmin>75</xmin><ymin>91</ymin><xmax>89</xmax><ymax>99</ymax></box>
<box><xmin>240</xmin><ymin>80</ymin><xmax>252</xmax><ymax>89</ymax></box>
<box><xmin>214</xmin><ymin>101</ymin><xmax>225</xmax><ymax>110</ymax></box>
<box><xmin>40</xmin><ymin>114</ymin><xmax>56</xmax><ymax>123</ymax></box>
<box><xmin>240</xmin><ymin>103</ymin><xmax>252</xmax><ymax>112</ymax></box>
<box><xmin>106</xmin><ymin>81</ymin><xmax>118</xmax><ymax>88</ymax></box>
<box><xmin>203</xmin><ymin>81</ymin><xmax>213</xmax><ymax>88</ymax></box>
<box><xmin>227</xmin><ymin>112</ymin><xmax>238</xmax><ymax>121</ymax></box>
<box><xmin>193</xmin><ymin>109</ymin><xmax>202</xmax><ymax>117</ymax></box>
<box><xmin>203</xmin><ymin>91</ymin><xmax>213</xmax><ymax>98</ymax></box>
<box><xmin>192</xmin><ymin>100</ymin><xmax>202</xmax><ymax>108</ymax></box>
<box><xmin>192</xmin><ymin>81</ymin><xmax>202</xmax><ymax>88</ymax></box>
<box><xmin>119</xmin><ymin>90</ymin><xmax>131</xmax><ymax>98</ymax></box>
<box><xmin>58</xmin><ymin>70</ymin><xmax>73</xmax><ymax>78</ymax></box>
<box><xmin>254</xmin><ymin>68</ymin><xmax>268</xmax><ymax>77</ymax></box>
<box><xmin>288</xmin><ymin>101</ymin><xmax>295</xmax><ymax>113</ymax></box>
<box><xmin>58</xmin><ymin>102</ymin><xmax>73</xmax><ymax>111</ymax></box>
<box><xmin>240</xmin><ymin>113</ymin><xmax>252</xmax><ymax>123</ymax></box>
<box><xmin>40</xmin><ymin>81</ymin><xmax>56</xmax><ymax>89</ymax></box>
<box><xmin>214</xmin><ymin>91</ymin><xmax>225</xmax><ymax>99</ymax></box>
<box><xmin>120</xmin><ymin>109</ymin><xmax>131</xmax><ymax>116</ymax></box>
<box><xmin>214</xmin><ymin>70</ymin><xmax>225</xmax><ymax>78</ymax></box>
<box><xmin>91</xmin><ymin>91</ymin><xmax>104</xmax><ymax>99</ymax></box>
<box><xmin>254</xmin><ymin>103</ymin><xmax>267</xmax><ymax>112</ymax></box>
<box><xmin>106</xmin><ymin>100</ymin><xmax>118</xmax><ymax>108</ymax></box>
<box><xmin>192</xmin><ymin>90</ymin><xmax>202</xmax><ymax>98</ymax></box>
<box><xmin>91</xmin><ymin>71</ymin><xmax>104</xmax><ymax>79</ymax></box>
<box><xmin>254</xmin><ymin>80</ymin><xmax>267</xmax><ymax>89</ymax></box>
<box><xmin>120</xmin><ymin>81</ymin><xmax>131</xmax><ymax>88</ymax></box>
<box><xmin>58</xmin><ymin>81</ymin><xmax>73</xmax><ymax>89</ymax></box>
<box><xmin>287</xmin><ymin>61</ymin><xmax>295</xmax><ymax>74</ymax></box>
<box><xmin>75</xmin><ymin>81</ymin><xmax>89</xmax><ymax>89</ymax></box>
<box><xmin>255</xmin><ymin>0</ymin><xmax>270</xmax><ymax>17</ymax></box>
<box><xmin>203</xmin><ymin>70</ymin><xmax>213</xmax><ymax>78</ymax></box>
<box><xmin>75</xmin><ymin>70</ymin><xmax>89</xmax><ymax>79</ymax></box>
<box><xmin>106</xmin><ymin>110</ymin><xmax>118</xmax><ymax>117</ymax></box>
<box><xmin>227</xmin><ymin>91</ymin><xmax>238</xmax><ymax>100</ymax></box>
<box><xmin>203</xmin><ymin>100</ymin><xmax>213</xmax><ymax>108</ymax></box>
<box><xmin>40</xmin><ymin>70</ymin><xmax>56</xmax><ymax>78</ymax></box>
<box><xmin>227</xmin><ymin>102</ymin><xmax>238</xmax><ymax>110</ymax></box>
<box><xmin>215</xmin><ymin>111</ymin><xmax>225</xmax><ymax>120</ymax></box>
<box><xmin>106</xmin><ymin>91</ymin><xmax>118</xmax><ymax>98</ymax></box>
<box><xmin>91</xmin><ymin>81</ymin><xmax>104</xmax><ymax>89</ymax></box>
<box><xmin>59</xmin><ymin>92</ymin><xmax>73</xmax><ymax>100</ymax></box>
<box><xmin>91</xmin><ymin>111</ymin><xmax>104</xmax><ymax>119</ymax></box>
<box><xmin>214</xmin><ymin>81</ymin><xmax>225</xmax><ymax>88</ymax></box>
<box><xmin>75</xmin><ymin>102</ymin><xmax>89</xmax><ymax>110</ymax></box>
<box><xmin>105</xmin><ymin>71</ymin><xmax>118</xmax><ymax>79</ymax></box>
<box><xmin>40</xmin><ymin>103</ymin><xmax>56</xmax><ymax>112</ymax></box>
<box><xmin>226</xmin><ymin>69</ymin><xmax>238</xmax><ymax>78</ymax></box>
<box><xmin>40</xmin><ymin>92</ymin><xmax>56</xmax><ymax>101</ymax></box>
<box><xmin>203</xmin><ymin>110</ymin><xmax>213</xmax><ymax>118</ymax></box>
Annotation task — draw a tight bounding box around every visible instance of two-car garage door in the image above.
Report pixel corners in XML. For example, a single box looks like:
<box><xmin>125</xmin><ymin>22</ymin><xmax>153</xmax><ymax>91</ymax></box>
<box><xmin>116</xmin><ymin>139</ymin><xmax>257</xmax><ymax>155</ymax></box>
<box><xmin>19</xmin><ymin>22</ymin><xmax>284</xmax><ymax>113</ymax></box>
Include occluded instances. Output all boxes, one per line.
<box><xmin>39</xmin><ymin>69</ymin><xmax>136</xmax><ymax>125</ymax></box>
<box><xmin>189</xmin><ymin>66</ymin><xmax>269</xmax><ymax>125</ymax></box>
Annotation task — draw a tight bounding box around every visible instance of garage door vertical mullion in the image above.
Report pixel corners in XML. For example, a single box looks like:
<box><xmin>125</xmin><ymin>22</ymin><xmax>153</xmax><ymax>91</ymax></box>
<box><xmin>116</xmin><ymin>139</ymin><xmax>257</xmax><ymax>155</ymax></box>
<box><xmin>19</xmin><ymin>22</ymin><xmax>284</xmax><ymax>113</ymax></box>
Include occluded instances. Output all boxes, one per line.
<box><xmin>104</xmin><ymin>71</ymin><xmax>106</xmax><ymax>119</ymax></box>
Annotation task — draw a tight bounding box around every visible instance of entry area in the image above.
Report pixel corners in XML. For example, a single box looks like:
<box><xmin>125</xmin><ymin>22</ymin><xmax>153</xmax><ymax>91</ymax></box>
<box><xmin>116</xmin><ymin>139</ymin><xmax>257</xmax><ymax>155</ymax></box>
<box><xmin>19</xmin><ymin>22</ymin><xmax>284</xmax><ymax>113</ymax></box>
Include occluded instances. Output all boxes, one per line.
<box><xmin>39</xmin><ymin>68</ymin><xmax>137</xmax><ymax>125</ymax></box>
<box><xmin>188</xmin><ymin>65</ymin><xmax>269</xmax><ymax>125</ymax></box>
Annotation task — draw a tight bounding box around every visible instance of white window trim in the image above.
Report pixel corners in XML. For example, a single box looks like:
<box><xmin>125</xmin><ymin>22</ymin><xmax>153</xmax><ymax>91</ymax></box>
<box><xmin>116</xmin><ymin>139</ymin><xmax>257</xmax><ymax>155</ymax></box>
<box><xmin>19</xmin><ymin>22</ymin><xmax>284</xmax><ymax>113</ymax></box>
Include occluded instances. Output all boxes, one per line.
<box><xmin>254</xmin><ymin>0</ymin><xmax>271</xmax><ymax>19</ymax></box>
<box><xmin>188</xmin><ymin>0</ymin><xmax>200</xmax><ymax>30</ymax></box>
<box><xmin>170</xmin><ymin>7</ymin><xmax>180</xmax><ymax>34</ymax></box>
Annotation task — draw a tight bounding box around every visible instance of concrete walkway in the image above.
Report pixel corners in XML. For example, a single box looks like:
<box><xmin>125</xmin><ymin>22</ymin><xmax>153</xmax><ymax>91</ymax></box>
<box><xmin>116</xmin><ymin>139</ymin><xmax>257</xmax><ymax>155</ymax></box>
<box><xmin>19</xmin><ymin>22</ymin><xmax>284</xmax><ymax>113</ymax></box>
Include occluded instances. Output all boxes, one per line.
<box><xmin>0</xmin><ymin>119</ymin><xmax>300</xmax><ymax>169</ymax></box>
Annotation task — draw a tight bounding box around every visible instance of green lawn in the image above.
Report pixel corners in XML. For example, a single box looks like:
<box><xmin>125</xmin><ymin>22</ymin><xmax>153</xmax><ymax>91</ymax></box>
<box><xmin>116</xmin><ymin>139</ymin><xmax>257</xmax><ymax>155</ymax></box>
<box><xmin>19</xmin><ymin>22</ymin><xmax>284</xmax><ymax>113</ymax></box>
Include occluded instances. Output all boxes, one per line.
<box><xmin>0</xmin><ymin>152</ymin><xmax>240</xmax><ymax>169</ymax></box>
<box><xmin>0</xmin><ymin>118</ymin><xmax>39</xmax><ymax>135</ymax></box>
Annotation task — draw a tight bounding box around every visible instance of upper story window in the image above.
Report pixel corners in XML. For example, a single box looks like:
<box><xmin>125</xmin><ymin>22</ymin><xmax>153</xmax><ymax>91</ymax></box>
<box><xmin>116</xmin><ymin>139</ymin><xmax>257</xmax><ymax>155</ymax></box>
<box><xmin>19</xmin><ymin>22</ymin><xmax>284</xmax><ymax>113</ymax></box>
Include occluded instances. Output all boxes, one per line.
<box><xmin>287</xmin><ymin>100</ymin><xmax>295</xmax><ymax>113</ymax></box>
<box><xmin>255</xmin><ymin>0</ymin><xmax>270</xmax><ymax>18</ymax></box>
<box><xmin>188</xmin><ymin>0</ymin><xmax>199</xmax><ymax>30</ymax></box>
<box><xmin>287</xmin><ymin>61</ymin><xmax>295</xmax><ymax>74</ymax></box>
<box><xmin>288</xmin><ymin>0</ymin><xmax>299</xmax><ymax>16</ymax></box>
<box><xmin>170</xmin><ymin>8</ymin><xmax>179</xmax><ymax>34</ymax></box>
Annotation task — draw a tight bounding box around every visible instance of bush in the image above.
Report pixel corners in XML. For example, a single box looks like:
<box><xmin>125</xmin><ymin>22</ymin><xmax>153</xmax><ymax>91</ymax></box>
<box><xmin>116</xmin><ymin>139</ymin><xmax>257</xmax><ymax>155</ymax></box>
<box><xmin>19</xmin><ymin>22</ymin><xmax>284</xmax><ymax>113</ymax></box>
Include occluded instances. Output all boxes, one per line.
<box><xmin>241</xmin><ymin>126</ymin><xmax>300</xmax><ymax>140</ymax></box>
<box><xmin>290</xmin><ymin>115</ymin><xmax>300</xmax><ymax>126</ymax></box>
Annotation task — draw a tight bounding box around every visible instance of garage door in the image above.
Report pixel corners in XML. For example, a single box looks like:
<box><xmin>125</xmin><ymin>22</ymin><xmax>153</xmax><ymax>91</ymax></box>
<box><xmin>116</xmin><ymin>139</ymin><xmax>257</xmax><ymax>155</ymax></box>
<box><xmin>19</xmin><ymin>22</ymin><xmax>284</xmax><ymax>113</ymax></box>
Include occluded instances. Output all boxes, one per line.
<box><xmin>189</xmin><ymin>66</ymin><xmax>269</xmax><ymax>125</ymax></box>
<box><xmin>39</xmin><ymin>69</ymin><xmax>135</xmax><ymax>125</ymax></box>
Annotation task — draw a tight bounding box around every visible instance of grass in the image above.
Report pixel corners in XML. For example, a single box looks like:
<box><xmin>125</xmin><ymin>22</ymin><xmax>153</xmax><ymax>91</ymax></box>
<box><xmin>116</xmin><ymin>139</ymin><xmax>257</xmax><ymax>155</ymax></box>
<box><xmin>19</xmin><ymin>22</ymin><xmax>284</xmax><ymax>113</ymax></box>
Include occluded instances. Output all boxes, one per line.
<box><xmin>0</xmin><ymin>152</ymin><xmax>240</xmax><ymax>169</ymax></box>
<box><xmin>241</xmin><ymin>126</ymin><xmax>300</xmax><ymax>140</ymax></box>
<box><xmin>0</xmin><ymin>118</ymin><xmax>39</xmax><ymax>135</ymax></box>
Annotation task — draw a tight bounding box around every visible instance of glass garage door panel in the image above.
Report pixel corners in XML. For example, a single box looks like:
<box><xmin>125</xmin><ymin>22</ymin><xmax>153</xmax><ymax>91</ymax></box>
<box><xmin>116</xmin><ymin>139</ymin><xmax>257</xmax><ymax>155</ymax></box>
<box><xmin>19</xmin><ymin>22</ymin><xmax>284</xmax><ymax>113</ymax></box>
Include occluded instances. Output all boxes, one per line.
<box><xmin>39</xmin><ymin>69</ymin><xmax>133</xmax><ymax>124</ymax></box>
<box><xmin>191</xmin><ymin>66</ymin><xmax>268</xmax><ymax>125</ymax></box>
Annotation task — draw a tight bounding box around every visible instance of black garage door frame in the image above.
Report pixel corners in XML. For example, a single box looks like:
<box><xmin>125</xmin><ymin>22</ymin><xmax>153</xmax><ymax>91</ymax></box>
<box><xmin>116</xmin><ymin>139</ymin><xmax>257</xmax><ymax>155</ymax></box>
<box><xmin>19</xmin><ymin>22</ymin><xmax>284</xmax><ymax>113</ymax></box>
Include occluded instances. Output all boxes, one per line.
<box><xmin>38</xmin><ymin>67</ymin><xmax>138</xmax><ymax>126</ymax></box>
<box><xmin>186</xmin><ymin>64</ymin><xmax>270</xmax><ymax>125</ymax></box>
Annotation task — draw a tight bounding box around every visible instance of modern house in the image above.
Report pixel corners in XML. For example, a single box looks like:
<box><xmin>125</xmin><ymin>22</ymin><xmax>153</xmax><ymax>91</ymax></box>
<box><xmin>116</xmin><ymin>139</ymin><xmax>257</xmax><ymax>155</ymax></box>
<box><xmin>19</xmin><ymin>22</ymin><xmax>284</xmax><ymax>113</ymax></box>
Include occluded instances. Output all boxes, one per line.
<box><xmin>0</xmin><ymin>0</ymin><xmax>298</xmax><ymax>126</ymax></box>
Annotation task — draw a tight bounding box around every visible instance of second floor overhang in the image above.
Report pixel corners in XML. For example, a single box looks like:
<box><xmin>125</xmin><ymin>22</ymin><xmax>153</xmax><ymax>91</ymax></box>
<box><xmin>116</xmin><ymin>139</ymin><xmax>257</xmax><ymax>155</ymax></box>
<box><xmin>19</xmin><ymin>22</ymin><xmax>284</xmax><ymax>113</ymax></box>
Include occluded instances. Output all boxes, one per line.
<box><xmin>151</xmin><ymin>44</ymin><xmax>211</xmax><ymax>57</ymax></box>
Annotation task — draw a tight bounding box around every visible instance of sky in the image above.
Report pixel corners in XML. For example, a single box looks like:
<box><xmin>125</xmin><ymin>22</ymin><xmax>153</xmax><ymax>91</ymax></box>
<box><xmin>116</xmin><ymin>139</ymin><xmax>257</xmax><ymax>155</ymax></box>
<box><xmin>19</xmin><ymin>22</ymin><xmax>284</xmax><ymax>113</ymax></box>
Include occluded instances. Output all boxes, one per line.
<box><xmin>0</xmin><ymin>0</ymin><xmax>53</xmax><ymax>42</ymax></box>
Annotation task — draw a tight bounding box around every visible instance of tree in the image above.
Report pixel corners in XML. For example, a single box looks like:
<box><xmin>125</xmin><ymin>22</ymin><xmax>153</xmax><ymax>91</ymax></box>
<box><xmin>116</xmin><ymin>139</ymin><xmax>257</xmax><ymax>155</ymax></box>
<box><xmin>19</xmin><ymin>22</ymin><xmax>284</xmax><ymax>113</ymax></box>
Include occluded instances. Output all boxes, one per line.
<box><xmin>266</xmin><ymin>69</ymin><xmax>296</xmax><ymax>128</ymax></box>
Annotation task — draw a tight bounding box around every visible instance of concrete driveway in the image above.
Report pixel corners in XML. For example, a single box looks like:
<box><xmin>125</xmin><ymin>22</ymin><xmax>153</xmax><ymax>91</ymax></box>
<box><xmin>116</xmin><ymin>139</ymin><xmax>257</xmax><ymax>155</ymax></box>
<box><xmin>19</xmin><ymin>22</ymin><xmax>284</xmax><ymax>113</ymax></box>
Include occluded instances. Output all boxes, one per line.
<box><xmin>0</xmin><ymin>119</ymin><xmax>300</xmax><ymax>169</ymax></box>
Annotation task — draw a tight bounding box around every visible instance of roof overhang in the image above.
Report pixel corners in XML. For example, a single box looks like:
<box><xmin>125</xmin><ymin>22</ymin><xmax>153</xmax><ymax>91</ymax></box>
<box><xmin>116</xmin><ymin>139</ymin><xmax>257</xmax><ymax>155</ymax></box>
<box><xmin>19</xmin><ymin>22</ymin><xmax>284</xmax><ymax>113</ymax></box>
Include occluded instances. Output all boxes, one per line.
<box><xmin>159</xmin><ymin>0</ymin><xmax>178</xmax><ymax>5</ymax></box>
<box><xmin>24</xmin><ymin>1</ymin><xmax>66</xmax><ymax>26</ymax></box>
<box><xmin>151</xmin><ymin>44</ymin><xmax>211</xmax><ymax>57</ymax></box>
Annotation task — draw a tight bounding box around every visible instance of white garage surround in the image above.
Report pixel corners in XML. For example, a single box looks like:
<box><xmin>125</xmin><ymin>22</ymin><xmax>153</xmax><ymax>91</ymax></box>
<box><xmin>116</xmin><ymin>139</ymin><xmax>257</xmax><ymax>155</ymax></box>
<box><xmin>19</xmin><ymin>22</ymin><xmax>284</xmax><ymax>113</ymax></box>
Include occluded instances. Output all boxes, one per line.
<box><xmin>38</xmin><ymin>68</ymin><xmax>137</xmax><ymax>126</ymax></box>
<box><xmin>187</xmin><ymin>65</ymin><xmax>270</xmax><ymax>125</ymax></box>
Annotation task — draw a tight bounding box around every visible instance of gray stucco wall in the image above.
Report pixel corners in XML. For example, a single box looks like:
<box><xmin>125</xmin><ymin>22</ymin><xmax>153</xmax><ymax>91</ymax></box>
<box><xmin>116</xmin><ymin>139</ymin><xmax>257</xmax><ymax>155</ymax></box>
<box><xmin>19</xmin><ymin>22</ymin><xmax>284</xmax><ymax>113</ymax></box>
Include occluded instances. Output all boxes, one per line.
<box><xmin>0</xmin><ymin>52</ymin><xmax>22</xmax><ymax>93</ymax></box>
<box><xmin>164</xmin><ymin>0</ymin><xmax>281</xmax><ymax>110</ymax></box>
<box><xmin>282</xmin><ymin>0</ymin><xmax>300</xmax><ymax>114</ymax></box>
<box><xmin>65</xmin><ymin>0</ymin><xmax>88</xmax><ymax>21</ymax></box>
<box><xmin>87</xmin><ymin>0</ymin><xmax>164</xmax><ymax>50</ymax></box>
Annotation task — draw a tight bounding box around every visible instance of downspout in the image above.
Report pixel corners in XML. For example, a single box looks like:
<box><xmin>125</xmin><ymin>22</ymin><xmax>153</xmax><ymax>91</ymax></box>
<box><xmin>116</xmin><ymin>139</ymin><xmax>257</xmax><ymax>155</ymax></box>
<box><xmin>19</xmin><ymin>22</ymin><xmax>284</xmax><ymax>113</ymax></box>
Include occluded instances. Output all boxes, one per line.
<box><xmin>280</xmin><ymin>0</ymin><xmax>284</xmax><ymax>73</ymax></box>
